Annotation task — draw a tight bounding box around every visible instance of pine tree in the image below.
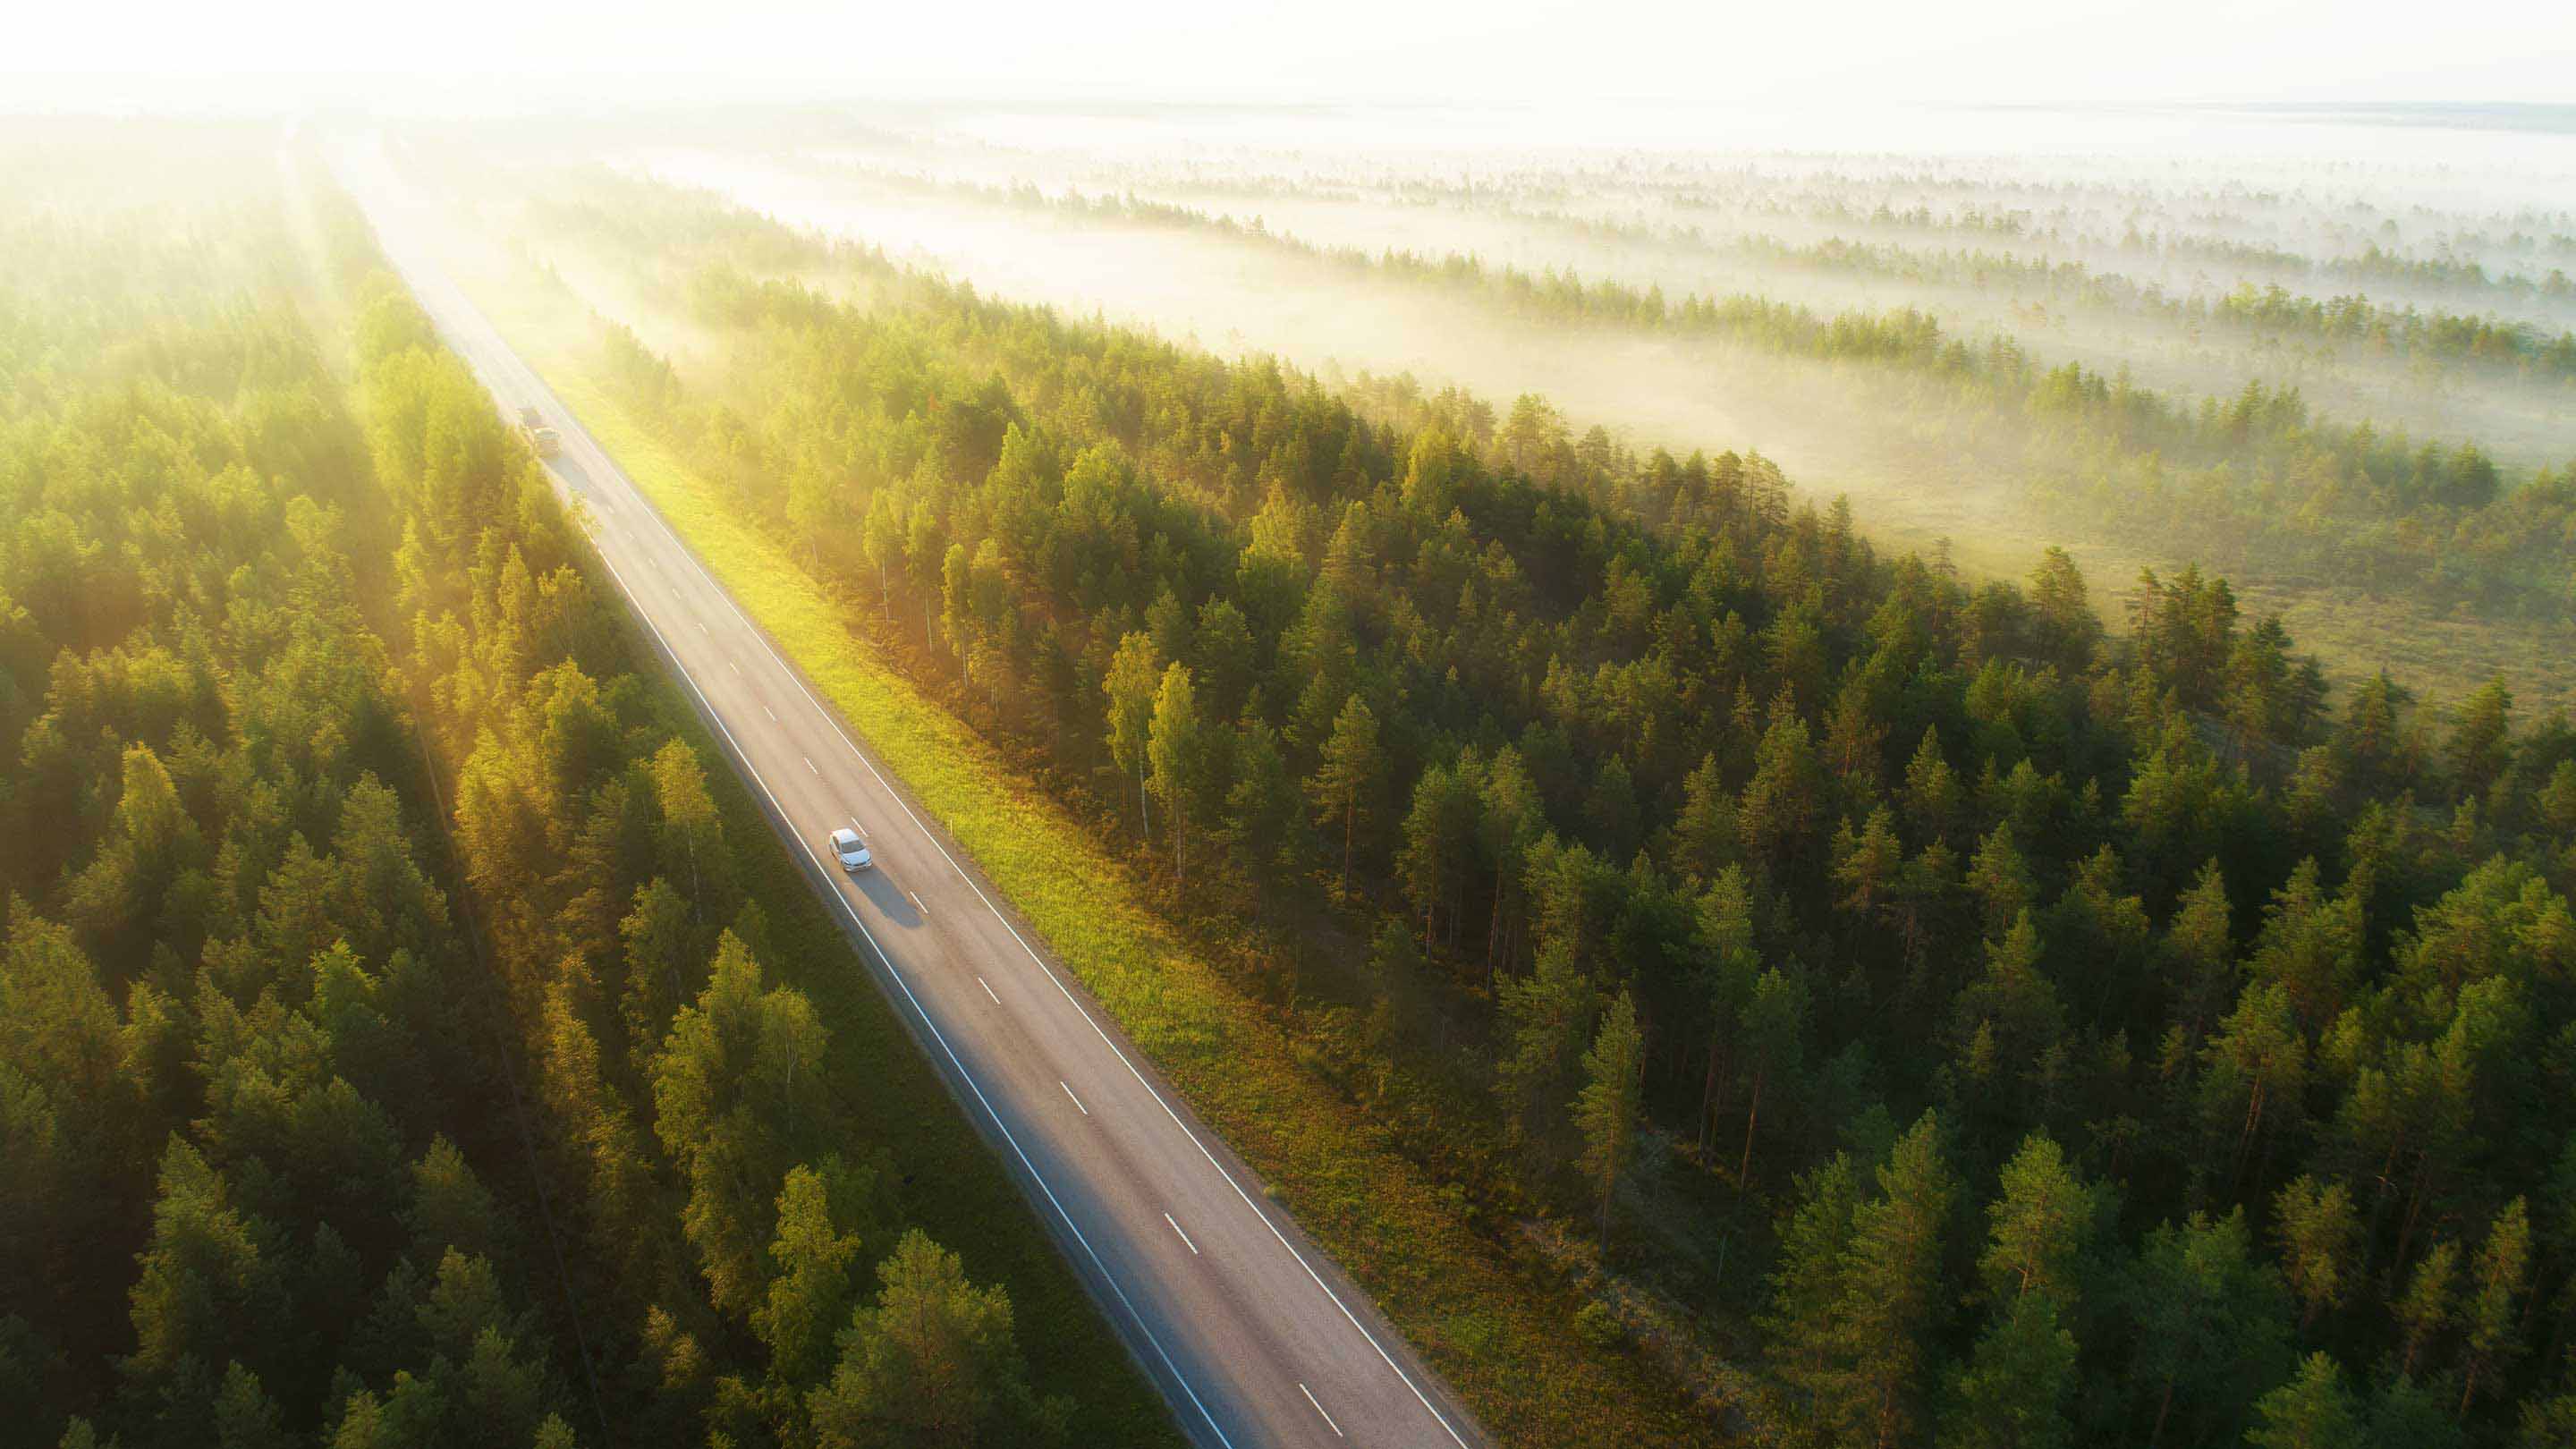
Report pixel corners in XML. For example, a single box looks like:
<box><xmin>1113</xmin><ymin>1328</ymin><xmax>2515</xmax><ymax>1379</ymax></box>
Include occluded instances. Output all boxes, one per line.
<box><xmin>1495</xmin><ymin>937</ymin><xmax>1600</xmax><ymax>1159</ymax></box>
<box><xmin>2246</xmin><ymin>859</ymin><xmax>2364</xmax><ymax>1032</ymax></box>
<box><xmin>651</xmin><ymin>933</ymin><xmax>831</xmax><ymax>1319</ymax></box>
<box><xmin>1764</xmin><ymin>1112</ymin><xmax>1957</xmax><ymax>1449</ymax></box>
<box><xmin>619</xmin><ymin>877</ymin><xmax>698</xmax><ymax>1065</ymax></box>
<box><xmin>2447</xmin><ymin>675</ymin><xmax>2512</xmax><ymax>803</ymax></box>
<box><xmin>2246</xmin><ymin>1353</ymin><xmax>2361</xmax><ymax>1449</ymax></box>
<box><xmin>2270</xmin><ymin>1176</ymin><xmax>2358</xmax><ymax>1331</ymax></box>
<box><xmin>1979</xmin><ymin>1133</ymin><xmax>2099</xmax><ymax>1308</ymax></box>
<box><xmin>1736</xmin><ymin>968</ymin><xmax>1808</xmax><ymax>1184</ymax></box>
<box><xmin>2459</xmin><ymin>1198</ymin><xmax>2531</xmax><ymax>1414</ymax></box>
<box><xmin>649</xmin><ymin>740</ymin><xmax>725</xmax><ymax>923</ymax></box>
<box><xmin>806</xmin><ymin>1232</ymin><xmax>1050</xmax><ymax>1448</ymax></box>
<box><xmin>1694</xmin><ymin>866</ymin><xmax>1760</xmax><ymax>1153</ymax></box>
<box><xmin>2028</xmin><ymin>547</ymin><xmax>2100</xmax><ymax>674</ymax></box>
<box><xmin>2118</xmin><ymin>1209</ymin><xmax>2292</xmax><ymax>1449</ymax></box>
<box><xmin>1763</xmin><ymin>1153</ymin><xmax>1866</xmax><ymax>1445</ymax></box>
<box><xmin>2394</xmin><ymin>1240</ymin><xmax>2460</xmax><ymax>1378</ymax></box>
<box><xmin>751</xmin><ymin>1165</ymin><xmax>868</xmax><ymax>1387</ymax></box>
<box><xmin>212</xmin><ymin>1360</ymin><xmax>293</xmax><ymax>1449</ymax></box>
<box><xmin>1966</xmin><ymin>826</ymin><xmax>2035</xmax><ymax>939</ymax></box>
<box><xmin>1671</xmin><ymin>753</ymin><xmax>1737</xmax><ymax>883</ymax></box>
<box><xmin>1309</xmin><ymin>694</ymin><xmax>1382</xmax><ymax>897</ymax></box>
<box><xmin>1902</xmin><ymin>728</ymin><xmax>1963</xmax><ymax>845</ymax></box>
<box><xmin>1399</xmin><ymin>762</ymin><xmax>1479</xmax><ymax>953</ymax></box>
<box><xmin>1939</xmin><ymin>1292</ymin><xmax>2077</xmax><ymax>1449</ymax></box>
<box><xmin>1218</xmin><ymin>720</ymin><xmax>1298</xmax><ymax>899</ymax></box>
<box><xmin>2160</xmin><ymin>860</ymin><xmax>2235</xmax><ymax>1046</ymax></box>
<box><xmin>2200</xmin><ymin>982</ymin><xmax>2308</xmax><ymax>1191</ymax></box>
<box><xmin>1832</xmin><ymin>808</ymin><xmax>1905</xmax><ymax>923</ymax></box>
<box><xmin>1146</xmin><ymin>663</ymin><xmax>1207</xmax><ymax>891</ymax></box>
<box><xmin>1478</xmin><ymin>748</ymin><xmax>1545</xmax><ymax>977</ymax></box>
<box><xmin>1577</xmin><ymin>991</ymin><xmax>1644</xmax><ymax>1250</ymax></box>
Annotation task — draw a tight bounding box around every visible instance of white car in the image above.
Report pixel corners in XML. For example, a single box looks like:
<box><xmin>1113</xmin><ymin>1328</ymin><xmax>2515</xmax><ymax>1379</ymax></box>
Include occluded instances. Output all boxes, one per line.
<box><xmin>829</xmin><ymin>826</ymin><xmax>872</xmax><ymax>872</ymax></box>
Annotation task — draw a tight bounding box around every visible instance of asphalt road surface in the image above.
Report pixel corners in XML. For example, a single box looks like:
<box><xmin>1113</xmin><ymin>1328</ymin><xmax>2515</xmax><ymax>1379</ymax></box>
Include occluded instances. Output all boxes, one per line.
<box><xmin>336</xmin><ymin>144</ymin><xmax>1489</xmax><ymax>1449</ymax></box>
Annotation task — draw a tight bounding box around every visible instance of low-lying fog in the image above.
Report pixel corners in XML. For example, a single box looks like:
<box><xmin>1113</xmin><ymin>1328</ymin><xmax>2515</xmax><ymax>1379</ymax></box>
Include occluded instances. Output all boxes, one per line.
<box><xmin>614</xmin><ymin>148</ymin><xmax>1920</xmax><ymax>495</ymax></box>
<box><xmin>408</xmin><ymin>106</ymin><xmax>2576</xmax><ymax>711</ymax></box>
<box><xmin>830</xmin><ymin>102</ymin><xmax>2576</xmax><ymax>295</ymax></box>
<box><xmin>626</xmin><ymin>142</ymin><xmax>2572</xmax><ymax>469</ymax></box>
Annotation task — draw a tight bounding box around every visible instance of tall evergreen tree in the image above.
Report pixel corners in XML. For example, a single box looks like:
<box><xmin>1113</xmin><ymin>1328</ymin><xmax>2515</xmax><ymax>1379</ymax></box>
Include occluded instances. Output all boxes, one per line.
<box><xmin>1576</xmin><ymin>991</ymin><xmax>1645</xmax><ymax>1250</ymax></box>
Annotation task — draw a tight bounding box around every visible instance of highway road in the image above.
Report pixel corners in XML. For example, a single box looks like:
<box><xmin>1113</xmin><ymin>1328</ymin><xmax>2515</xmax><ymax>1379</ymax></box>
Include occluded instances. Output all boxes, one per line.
<box><xmin>335</xmin><ymin>144</ymin><xmax>1488</xmax><ymax>1449</ymax></box>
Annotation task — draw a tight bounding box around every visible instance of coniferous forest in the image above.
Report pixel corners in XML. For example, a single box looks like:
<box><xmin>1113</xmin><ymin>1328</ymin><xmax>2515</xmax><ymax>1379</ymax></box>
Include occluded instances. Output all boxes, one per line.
<box><xmin>487</xmin><ymin>160</ymin><xmax>2576</xmax><ymax>1447</ymax></box>
<box><xmin>9</xmin><ymin>80</ymin><xmax>2576</xmax><ymax>1449</ymax></box>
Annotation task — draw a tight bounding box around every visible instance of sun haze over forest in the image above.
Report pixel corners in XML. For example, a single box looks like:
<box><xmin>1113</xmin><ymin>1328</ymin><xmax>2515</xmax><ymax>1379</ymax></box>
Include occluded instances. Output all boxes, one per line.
<box><xmin>4</xmin><ymin>8</ymin><xmax>2575</xmax><ymax>1449</ymax></box>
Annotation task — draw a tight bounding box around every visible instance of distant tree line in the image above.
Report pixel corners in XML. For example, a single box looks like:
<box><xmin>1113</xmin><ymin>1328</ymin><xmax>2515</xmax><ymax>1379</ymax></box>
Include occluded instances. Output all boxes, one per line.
<box><xmin>1726</xmin><ymin>234</ymin><xmax>2576</xmax><ymax>381</ymax></box>
<box><xmin>1144</xmin><ymin>176</ymin><xmax>2576</xmax><ymax>380</ymax></box>
<box><xmin>847</xmin><ymin>170</ymin><xmax>2576</xmax><ymax>624</ymax></box>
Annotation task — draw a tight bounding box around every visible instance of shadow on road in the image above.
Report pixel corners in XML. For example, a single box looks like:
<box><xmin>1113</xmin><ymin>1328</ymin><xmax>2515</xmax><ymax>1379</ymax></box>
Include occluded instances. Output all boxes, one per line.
<box><xmin>851</xmin><ymin>866</ymin><xmax>926</xmax><ymax>928</ymax></box>
<box><xmin>547</xmin><ymin>453</ymin><xmax>608</xmax><ymax>507</ymax></box>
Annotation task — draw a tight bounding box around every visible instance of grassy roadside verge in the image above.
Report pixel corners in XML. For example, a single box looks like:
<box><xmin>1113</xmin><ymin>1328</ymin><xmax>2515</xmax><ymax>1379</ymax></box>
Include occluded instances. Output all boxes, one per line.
<box><xmin>466</xmin><ymin>273</ymin><xmax>1712</xmax><ymax>1445</ymax></box>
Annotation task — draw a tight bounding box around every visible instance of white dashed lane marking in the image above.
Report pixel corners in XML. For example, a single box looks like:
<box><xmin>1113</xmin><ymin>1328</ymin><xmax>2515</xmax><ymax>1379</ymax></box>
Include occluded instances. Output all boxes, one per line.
<box><xmin>1165</xmin><ymin>1213</ymin><xmax>1200</xmax><ymax>1256</ymax></box>
<box><xmin>1060</xmin><ymin>1080</ymin><xmax>1089</xmax><ymax>1116</ymax></box>
<box><xmin>1301</xmin><ymin>1384</ymin><xmax>1344</xmax><ymax>1439</ymax></box>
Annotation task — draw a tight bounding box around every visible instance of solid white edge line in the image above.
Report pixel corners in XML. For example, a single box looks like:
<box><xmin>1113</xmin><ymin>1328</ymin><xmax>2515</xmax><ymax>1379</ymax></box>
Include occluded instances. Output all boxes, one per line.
<box><xmin>589</xmin><ymin>549</ymin><xmax>1235</xmax><ymax>1449</ymax></box>
<box><xmin>1299</xmin><ymin>1383</ymin><xmax>1344</xmax><ymax>1439</ymax></box>
<box><xmin>1165</xmin><ymin>1212</ymin><xmax>1199</xmax><ymax>1257</ymax></box>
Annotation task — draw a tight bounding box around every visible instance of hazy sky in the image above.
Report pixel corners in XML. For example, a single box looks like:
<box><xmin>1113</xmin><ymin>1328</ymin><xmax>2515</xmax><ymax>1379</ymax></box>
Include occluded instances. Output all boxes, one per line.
<box><xmin>10</xmin><ymin>0</ymin><xmax>2571</xmax><ymax>114</ymax></box>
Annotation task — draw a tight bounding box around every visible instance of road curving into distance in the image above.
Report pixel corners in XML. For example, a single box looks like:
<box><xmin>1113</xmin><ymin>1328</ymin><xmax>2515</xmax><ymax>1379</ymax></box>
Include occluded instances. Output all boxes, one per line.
<box><xmin>334</xmin><ymin>139</ymin><xmax>1489</xmax><ymax>1449</ymax></box>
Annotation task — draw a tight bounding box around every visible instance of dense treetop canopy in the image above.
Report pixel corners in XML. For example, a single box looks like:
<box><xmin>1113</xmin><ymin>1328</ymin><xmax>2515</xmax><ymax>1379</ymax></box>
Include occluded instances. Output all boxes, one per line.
<box><xmin>524</xmin><ymin>166</ymin><xmax>2576</xmax><ymax>1446</ymax></box>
